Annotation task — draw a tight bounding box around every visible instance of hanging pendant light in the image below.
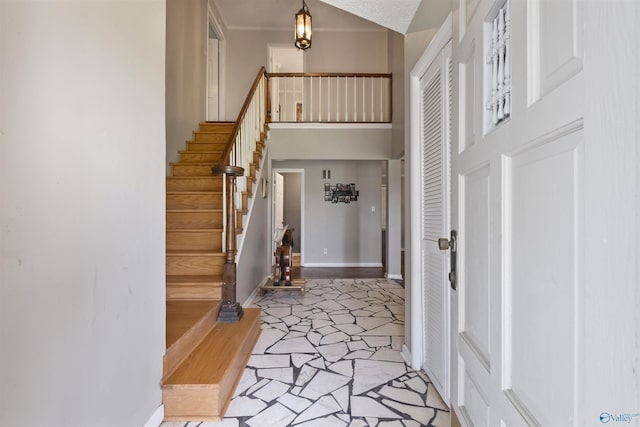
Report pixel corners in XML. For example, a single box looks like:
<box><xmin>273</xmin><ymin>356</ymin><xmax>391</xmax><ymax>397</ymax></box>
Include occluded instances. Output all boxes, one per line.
<box><xmin>295</xmin><ymin>0</ymin><xmax>312</xmax><ymax>50</ymax></box>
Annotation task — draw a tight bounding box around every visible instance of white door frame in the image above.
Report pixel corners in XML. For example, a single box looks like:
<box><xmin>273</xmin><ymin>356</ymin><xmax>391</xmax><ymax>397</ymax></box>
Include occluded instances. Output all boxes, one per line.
<box><xmin>407</xmin><ymin>13</ymin><xmax>452</xmax><ymax>374</ymax></box>
<box><xmin>206</xmin><ymin>6</ymin><xmax>226</xmax><ymax>120</ymax></box>
<box><xmin>272</xmin><ymin>168</ymin><xmax>305</xmax><ymax>266</ymax></box>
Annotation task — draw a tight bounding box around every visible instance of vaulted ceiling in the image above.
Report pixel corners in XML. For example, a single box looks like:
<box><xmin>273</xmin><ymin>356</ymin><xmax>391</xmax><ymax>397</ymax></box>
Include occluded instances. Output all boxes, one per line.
<box><xmin>211</xmin><ymin>0</ymin><xmax>451</xmax><ymax>34</ymax></box>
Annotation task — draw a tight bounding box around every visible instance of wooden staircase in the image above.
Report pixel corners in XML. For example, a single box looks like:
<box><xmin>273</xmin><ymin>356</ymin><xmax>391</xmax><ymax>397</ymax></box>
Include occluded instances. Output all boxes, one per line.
<box><xmin>163</xmin><ymin>121</ymin><xmax>264</xmax><ymax>421</ymax></box>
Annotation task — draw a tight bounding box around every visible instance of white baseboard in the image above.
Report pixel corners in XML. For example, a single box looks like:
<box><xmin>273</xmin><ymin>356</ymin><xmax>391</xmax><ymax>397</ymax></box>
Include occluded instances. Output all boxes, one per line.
<box><xmin>386</xmin><ymin>274</ymin><xmax>403</xmax><ymax>280</ymax></box>
<box><xmin>401</xmin><ymin>344</ymin><xmax>412</xmax><ymax>367</ymax></box>
<box><xmin>303</xmin><ymin>262</ymin><xmax>383</xmax><ymax>268</ymax></box>
<box><xmin>143</xmin><ymin>404</ymin><xmax>163</xmax><ymax>427</ymax></box>
<box><xmin>243</xmin><ymin>275</ymin><xmax>270</xmax><ymax>307</ymax></box>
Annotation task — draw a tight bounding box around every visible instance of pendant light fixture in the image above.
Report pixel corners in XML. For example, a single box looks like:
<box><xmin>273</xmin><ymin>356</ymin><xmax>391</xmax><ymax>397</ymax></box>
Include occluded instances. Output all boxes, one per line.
<box><xmin>295</xmin><ymin>0</ymin><xmax>312</xmax><ymax>50</ymax></box>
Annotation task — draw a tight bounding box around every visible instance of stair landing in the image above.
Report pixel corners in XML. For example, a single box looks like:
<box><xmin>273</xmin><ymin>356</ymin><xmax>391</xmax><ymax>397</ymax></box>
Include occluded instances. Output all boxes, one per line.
<box><xmin>163</xmin><ymin>308</ymin><xmax>262</xmax><ymax>421</ymax></box>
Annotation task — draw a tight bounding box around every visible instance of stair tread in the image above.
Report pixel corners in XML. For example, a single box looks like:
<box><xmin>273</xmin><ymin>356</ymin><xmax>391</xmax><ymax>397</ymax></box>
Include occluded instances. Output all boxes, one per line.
<box><xmin>164</xmin><ymin>308</ymin><xmax>261</xmax><ymax>386</ymax></box>
<box><xmin>166</xmin><ymin>300</ymin><xmax>220</xmax><ymax>350</ymax></box>
<box><xmin>167</xmin><ymin>275</ymin><xmax>223</xmax><ymax>283</ymax></box>
<box><xmin>166</xmin><ymin>209</ymin><xmax>222</xmax><ymax>213</ymax></box>
<box><xmin>179</xmin><ymin>151</ymin><xmax>223</xmax><ymax>154</ymax></box>
<box><xmin>167</xmin><ymin>176</ymin><xmax>220</xmax><ymax>180</ymax></box>
<box><xmin>194</xmin><ymin>131</ymin><xmax>233</xmax><ymax>134</ymax></box>
<box><xmin>166</xmin><ymin>228</ymin><xmax>223</xmax><ymax>232</ymax></box>
<box><xmin>166</xmin><ymin>249</ymin><xmax>225</xmax><ymax>256</ymax></box>
<box><xmin>167</xmin><ymin>191</ymin><xmax>222</xmax><ymax>195</ymax></box>
<box><xmin>171</xmin><ymin>162</ymin><xmax>218</xmax><ymax>166</ymax></box>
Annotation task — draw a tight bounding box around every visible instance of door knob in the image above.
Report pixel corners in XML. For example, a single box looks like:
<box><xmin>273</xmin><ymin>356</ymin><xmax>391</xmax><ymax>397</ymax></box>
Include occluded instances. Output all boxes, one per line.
<box><xmin>438</xmin><ymin>230</ymin><xmax>458</xmax><ymax>290</ymax></box>
<box><xmin>438</xmin><ymin>233</ymin><xmax>456</xmax><ymax>251</ymax></box>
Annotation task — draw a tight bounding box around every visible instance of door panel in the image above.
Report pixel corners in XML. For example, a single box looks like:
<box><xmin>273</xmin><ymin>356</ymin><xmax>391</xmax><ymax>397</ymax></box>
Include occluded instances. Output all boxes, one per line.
<box><xmin>529</xmin><ymin>0</ymin><xmax>583</xmax><ymax>101</ymax></box>
<box><xmin>459</xmin><ymin>165</ymin><xmax>490</xmax><ymax>370</ymax></box>
<box><xmin>504</xmin><ymin>129</ymin><xmax>582</xmax><ymax>426</ymax></box>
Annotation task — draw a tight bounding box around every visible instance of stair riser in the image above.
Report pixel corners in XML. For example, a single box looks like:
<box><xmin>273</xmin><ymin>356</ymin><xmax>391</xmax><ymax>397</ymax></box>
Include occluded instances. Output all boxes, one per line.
<box><xmin>180</xmin><ymin>153</ymin><xmax>221</xmax><ymax>163</ymax></box>
<box><xmin>163</xmin><ymin>387</ymin><xmax>221</xmax><ymax>422</ymax></box>
<box><xmin>166</xmin><ymin>178</ymin><xmax>223</xmax><ymax>192</ymax></box>
<box><xmin>166</xmin><ymin>194</ymin><xmax>222</xmax><ymax>210</ymax></box>
<box><xmin>187</xmin><ymin>142</ymin><xmax>227</xmax><ymax>152</ymax></box>
<box><xmin>193</xmin><ymin>132</ymin><xmax>230</xmax><ymax>142</ymax></box>
<box><xmin>167</xmin><ymin>230</ymin><xmax>222</xmax><ymax>251</ymax></box>
<box><xmin>167</xmin><ymin>212</ymin><xmax>223</xmax><ymax>230</ymax></box>
<box><xmin>199</xmin><ymin>123</ymin><xmax>234</xmax><ymax>132</ymax></box>
<box><xmin>166</xmin><ymin>284</ymin><xmax>222</xmax><ymax>301</ymax></box>
<box><xmin>172</xmin><ymin>164</ymin><xmax>217</xmax><ymax>176</ymax></box>
<box><xmin>166</xmin><ymin>256</ymin><xmax>224</xmax><ymax>276</ymax></box>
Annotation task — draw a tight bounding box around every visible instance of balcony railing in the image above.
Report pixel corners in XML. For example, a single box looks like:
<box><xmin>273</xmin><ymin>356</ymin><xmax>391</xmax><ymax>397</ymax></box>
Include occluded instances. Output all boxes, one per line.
<box><xmin>266</xmin><ymin>72</ymin><xmax>392</xmax><ymax>123</ymax></box>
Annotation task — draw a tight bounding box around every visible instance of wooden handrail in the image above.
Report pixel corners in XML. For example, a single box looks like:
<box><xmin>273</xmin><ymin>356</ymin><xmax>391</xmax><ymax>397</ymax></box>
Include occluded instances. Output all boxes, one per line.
<box><xmin>219</xmin><ymin>66</ymin><xmax>267</xmax><ymax>165</ymax></box>
<box><xmin>267</xmin><ymin>72</ymin><xmax>392</xmax><ymax>78</ymax></box>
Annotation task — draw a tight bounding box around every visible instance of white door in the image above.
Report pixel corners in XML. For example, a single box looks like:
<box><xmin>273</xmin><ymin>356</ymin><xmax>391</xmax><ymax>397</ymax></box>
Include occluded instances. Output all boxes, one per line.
<box><xmin>268</xmin><ymin>45</ymin><xmax>303</xmax><ymax>122</ymax></box>
<box><xmin>273</xmin><ymin>172</ymin><xmax>284</xmax><ymax>232</ymax></box>
<box><xmin>419</xmin><ymin>42</ymin><xmax>452</xmax><ymax>404</ymax></box>
<box><xmin>207</xmin><ymin>38</ymin><xmax>219</xmax><ymax>121</ymax></box>
<box><xmin>450</xmin><ymin>0</ymin><xmax>592</xmax><ymax>425</ymax></box>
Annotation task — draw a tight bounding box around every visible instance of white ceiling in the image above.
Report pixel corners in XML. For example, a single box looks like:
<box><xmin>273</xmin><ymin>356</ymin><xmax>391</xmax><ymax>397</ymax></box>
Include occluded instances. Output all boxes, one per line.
<box><xmin>211</xmin><ymin>0</ymin><xmax>452</xmax><ymax>34</ymax></box>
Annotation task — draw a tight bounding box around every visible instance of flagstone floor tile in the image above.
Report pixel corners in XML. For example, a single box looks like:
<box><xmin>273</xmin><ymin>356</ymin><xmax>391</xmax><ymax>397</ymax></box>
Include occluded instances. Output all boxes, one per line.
<box><xmin>161</xmin><ymin>279</ymin><xmax>449</xmax><ymax>427</ymax></box>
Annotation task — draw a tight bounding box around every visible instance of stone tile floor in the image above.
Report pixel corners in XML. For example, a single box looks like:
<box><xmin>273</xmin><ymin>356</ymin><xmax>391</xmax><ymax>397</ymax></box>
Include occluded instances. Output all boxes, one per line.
<box><xmin>163</xmin><ymin>278</ymin><xmax>450</xmax><ymax>427</ymax></box>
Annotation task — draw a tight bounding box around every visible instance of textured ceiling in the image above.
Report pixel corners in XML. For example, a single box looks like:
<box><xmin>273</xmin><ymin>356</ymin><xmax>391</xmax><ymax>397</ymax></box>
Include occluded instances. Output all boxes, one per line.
<box><xmin>319</xmin><ymin>0</ymin><xmax>422</xmax><ymax>34</ymax></box>
<box><xmin>211</xmin><ymin>0</ymin><xmax>385</xmax><ymax>32</ymax></box>
<box><xmin>211</xmin><ymin>0</ymin><xmax>451</xmax><ymax>35</ymax></box>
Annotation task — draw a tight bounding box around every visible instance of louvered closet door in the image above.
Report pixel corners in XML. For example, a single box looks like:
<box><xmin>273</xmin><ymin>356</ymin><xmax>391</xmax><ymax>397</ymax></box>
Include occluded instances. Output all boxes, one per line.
<box><xmin>420</xmin><ymin>42</ymin><xmax>452</xmax><ymax>403</ymax></box>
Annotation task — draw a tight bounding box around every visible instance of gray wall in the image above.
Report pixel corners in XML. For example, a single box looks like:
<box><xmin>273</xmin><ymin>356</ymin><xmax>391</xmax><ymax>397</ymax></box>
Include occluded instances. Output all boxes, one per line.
<box><xmin>237</xmin><ymin>155</ymin><xmax>271</xmax><ymax>305</ymax></box>
<box><xmin>269</xmin><ymin>126</ymin><xmax>393</xmax><ymax>160</ymax></box>
<box><xmin>388</xmin><ymin>30</ymin><xmax>406</xmax><ymax>158</ymax></box>
<box><xmin>283</xmin><ymin>173</ymin><xmax>302</xmax><ymax>253</ymax></box>
<box><xmin>0</xmin><ymin>2</ymin><xmax>166</xmax><ymax>426</ymax></box>
<box><xmin>273</xmin><ymin>160</ymin><xmax>382</xmax><ymax>266</ymax></box>
<box><xmin>166</xmin><ymin>0</ymin><xmax>208</xmax><ymax>173</ymax></box>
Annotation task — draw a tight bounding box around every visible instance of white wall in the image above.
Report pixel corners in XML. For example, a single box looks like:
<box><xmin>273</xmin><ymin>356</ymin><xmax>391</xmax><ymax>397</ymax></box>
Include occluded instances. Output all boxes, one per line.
<box><xmin>0</xmin><ymin>2</ymin><xmax>166</xmax><ymax>426</ymax></box>
<box><xmin>166</xmin><ymin>0</ymin><xmax>208</xmax><ymax>173</ymax></box>
<box><xmin>273</xmin><ymin>160</ymin><xmax>382</xmax><ymax>266</ymax></box>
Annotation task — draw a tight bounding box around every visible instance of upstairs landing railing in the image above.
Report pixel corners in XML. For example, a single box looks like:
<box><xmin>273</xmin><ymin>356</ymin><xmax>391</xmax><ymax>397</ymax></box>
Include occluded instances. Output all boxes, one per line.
<box><xmin>266</xmin><ymin>72</ymin><xmax>392</xmax><ymax>123</ymax></box>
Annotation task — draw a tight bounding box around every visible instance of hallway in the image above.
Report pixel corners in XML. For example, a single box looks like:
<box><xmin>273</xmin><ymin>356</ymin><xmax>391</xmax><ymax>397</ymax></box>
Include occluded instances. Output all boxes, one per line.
<box><xmin>162</xmin><ymin>278</ymin><xmax>449</xmax><ymax>426</ymax></box>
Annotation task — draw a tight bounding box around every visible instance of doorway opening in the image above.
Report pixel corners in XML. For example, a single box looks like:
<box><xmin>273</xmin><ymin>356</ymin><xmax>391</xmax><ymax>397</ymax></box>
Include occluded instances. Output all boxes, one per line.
<box><xmin>272</xmin><ymin>169</ymin><xmax>305</xmax><ymax>268</ymax></box>
<box><xmin>207</xmin><ymin>9</ymin><xmax>226</xmax><ymax>121</ymax></box>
